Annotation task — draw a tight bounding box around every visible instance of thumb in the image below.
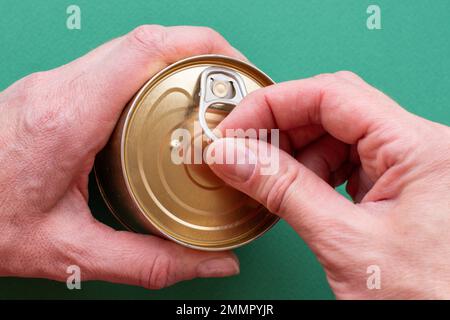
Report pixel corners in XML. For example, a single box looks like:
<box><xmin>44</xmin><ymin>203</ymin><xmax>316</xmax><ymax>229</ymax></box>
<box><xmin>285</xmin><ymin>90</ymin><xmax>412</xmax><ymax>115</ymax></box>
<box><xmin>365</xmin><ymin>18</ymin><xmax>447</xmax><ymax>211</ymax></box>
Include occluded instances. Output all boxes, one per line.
<box><xmin>206</xmin><ymin>138</ymin><xmax>360</xmax><ymax>240</ymax></box>
<box><xmin>79</xmin><ymin>223</ymin><xmax>239</xmax><ymax>289</ymax></box>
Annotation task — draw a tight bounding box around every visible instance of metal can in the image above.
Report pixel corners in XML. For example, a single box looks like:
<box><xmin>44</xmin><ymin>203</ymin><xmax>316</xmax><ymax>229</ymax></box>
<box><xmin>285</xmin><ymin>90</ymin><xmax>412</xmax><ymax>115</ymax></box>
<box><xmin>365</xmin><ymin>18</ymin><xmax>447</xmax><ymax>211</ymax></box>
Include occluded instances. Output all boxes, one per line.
<box><xmin>94</xmin><ymin>54</ymin><xmax>279</xmax><ymax>251</ymax></box>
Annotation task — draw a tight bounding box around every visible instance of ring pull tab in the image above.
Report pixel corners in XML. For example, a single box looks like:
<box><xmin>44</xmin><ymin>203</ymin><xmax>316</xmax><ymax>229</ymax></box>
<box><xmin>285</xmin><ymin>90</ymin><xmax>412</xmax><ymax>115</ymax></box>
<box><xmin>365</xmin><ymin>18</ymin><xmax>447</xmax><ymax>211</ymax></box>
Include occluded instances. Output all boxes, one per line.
<box><xmin>198</xmin><ymin>67</ymin><xmax>247</xmax><ymax>141</ymax></box>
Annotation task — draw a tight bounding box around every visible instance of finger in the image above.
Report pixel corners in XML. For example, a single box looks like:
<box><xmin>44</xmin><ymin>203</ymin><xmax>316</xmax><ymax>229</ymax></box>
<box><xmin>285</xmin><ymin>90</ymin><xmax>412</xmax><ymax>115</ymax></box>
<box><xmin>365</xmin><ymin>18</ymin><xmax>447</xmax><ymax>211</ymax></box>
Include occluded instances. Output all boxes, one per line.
<box><xmin>329</xmin><ymin>162</ymin><xmax>354</xmax><ymax>188</ymax></box>
<box><xmin>287</xmin><ymin>124</ymin><xmax>325</xmax><ymax>150</ymax></box>
<box><xmin>43</xmin><ymin>25</ymin><xmax>246</xmax><ymax>155</ymax></box>
<box><xmin>206</xmin><ymin>137</ymin><xmax>362</xmax><ymax>242</ymax></box>
<box><xmin>346</xmin><ymin>166</ymin><xmax>375</xmax><ymax>203</ymax></box>
<box><xmin>295</xmin><ymin>135</ymin><xmax>349</xmax><ymax>183</ymax></box>
<box><xmin>78</xmin><ymin>222</ymin><xmax>239</xmax><ymax>289</ymax></box>
<box><xmin>279</xmin><ymin>131</ymin><xmax>293</xmax><ymax>154</ymax></box>
<box><xmin>217</xmin><ymin>72</ymin><xmax>406</xmax><ymax>145</ymax></box>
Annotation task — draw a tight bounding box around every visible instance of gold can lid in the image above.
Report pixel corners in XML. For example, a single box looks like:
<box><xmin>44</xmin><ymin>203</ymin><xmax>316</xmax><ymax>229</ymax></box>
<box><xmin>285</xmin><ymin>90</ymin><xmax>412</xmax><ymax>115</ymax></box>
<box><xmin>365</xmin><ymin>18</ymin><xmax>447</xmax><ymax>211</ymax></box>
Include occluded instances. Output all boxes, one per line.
<box><xmin>122</xmin><ymin>55</ymin><xmax>278</xmax><ymax>250</ymax></box>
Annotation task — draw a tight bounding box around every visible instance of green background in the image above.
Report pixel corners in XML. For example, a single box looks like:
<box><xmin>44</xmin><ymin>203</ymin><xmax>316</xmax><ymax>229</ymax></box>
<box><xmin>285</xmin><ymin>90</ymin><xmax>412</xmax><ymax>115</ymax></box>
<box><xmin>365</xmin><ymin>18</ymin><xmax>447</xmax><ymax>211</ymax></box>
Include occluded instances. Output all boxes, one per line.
<box><xmin>0</xmin><ymin>0</ymin><xmax>449</xmax><ymax>299</ymax></box>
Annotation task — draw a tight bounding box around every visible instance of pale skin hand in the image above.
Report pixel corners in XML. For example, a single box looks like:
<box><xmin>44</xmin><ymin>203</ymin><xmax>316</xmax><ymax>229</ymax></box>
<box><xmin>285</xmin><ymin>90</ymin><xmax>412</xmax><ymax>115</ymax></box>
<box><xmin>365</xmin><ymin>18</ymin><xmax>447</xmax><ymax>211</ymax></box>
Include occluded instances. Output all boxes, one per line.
<box><xmin>208</xmin><ymin>72</ymin><xmax>450</xmax><ymax>299</ymax></box>
<box><xmin>0</xmin><ymin>25</ymin><xmax>245</xmax><ymax>289</ymax></box>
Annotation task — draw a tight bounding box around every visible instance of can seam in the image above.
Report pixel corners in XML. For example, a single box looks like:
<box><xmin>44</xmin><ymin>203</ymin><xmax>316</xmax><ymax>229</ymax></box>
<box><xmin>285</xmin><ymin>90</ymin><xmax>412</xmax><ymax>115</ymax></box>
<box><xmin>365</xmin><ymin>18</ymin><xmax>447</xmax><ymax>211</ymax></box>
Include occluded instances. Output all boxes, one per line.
<box><xmin>116</xmin><ymin>54</ymin><xmax>279</xmax><ymax>251</ymax></box>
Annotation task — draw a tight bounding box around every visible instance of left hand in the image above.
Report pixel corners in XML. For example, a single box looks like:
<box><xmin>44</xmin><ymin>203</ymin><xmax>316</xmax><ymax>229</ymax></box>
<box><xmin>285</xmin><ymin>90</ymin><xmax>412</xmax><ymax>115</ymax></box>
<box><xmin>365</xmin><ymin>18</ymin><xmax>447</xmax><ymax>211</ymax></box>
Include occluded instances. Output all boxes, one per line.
<box><xmin>0</xmin><ymin>25</ymin><xmax>244</xmax><ymax>289</ymax></box>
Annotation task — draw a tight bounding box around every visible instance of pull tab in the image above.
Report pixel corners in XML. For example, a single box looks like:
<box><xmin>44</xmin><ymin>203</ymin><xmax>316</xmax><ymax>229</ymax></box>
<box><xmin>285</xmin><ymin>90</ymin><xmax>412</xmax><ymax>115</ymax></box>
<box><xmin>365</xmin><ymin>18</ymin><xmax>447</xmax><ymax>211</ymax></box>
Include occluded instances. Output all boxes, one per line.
<box><xmin>198</xmin><ymin>67</ymin><xmax>247</xmax><ymax>141</ymax></box>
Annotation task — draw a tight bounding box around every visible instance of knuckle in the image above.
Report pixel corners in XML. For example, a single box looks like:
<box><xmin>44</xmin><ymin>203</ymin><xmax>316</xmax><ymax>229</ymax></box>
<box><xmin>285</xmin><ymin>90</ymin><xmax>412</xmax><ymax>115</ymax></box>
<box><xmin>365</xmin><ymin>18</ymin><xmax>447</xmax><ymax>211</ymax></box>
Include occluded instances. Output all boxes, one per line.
<box><xmin>128</xmin><ymin>24</ymin><xmax>167</xmax><ymax>54</ymax></box>
<box><xmin>313</xmin><ymin>71</ymin><xmax>362</xmax><ymax>85</ymax></box>
<box><xmin>261</xmin><ymin>165</ymin><xmax>300</xmax><ymax>215</ymax></box>
<box><xmin>199</xmin><ymin>26</ymin><xmax>221</xmax><ymax>40</ymax></box>
<box><xmin>313</xmin><ymin>75</ymin><xmax>355</xmax><ymax>109</ymax></box>
<box><xmin>312</xmin><ymin>72</ymin><xmax>337</xmax><ymax>83</ymax></box>
<box><xmin>145</xmin><ymin>253</ymin><xmax>172</xmax><ymax>289</ymax></box>
<box><xmin>195</xmin><ymin>27</ymin><xmax>226</xmax><ymax>52</ymax></box>
<box><xmin>334</xmin><ymin>71</ymin><xmax>368</xmax><ymax>87</ymax></box>
<box><xmin>10</xmin><ymin>71</ymin><xmax>71</xmax><ymax>149</ymax></box>
<box><xmin>22</xmin><ymin>105</ymin><xmax>64</xmax><ymax>136</ymax></box>
<box><xmin>19</xmin><ymin>71</ymin><xmax>50</xmax><ymax>90</ymax></box>
<box><xmin>313</xmin><ymin>72</ymin><xmax>360</xmax><ymax>89</ymax></box>
<box><xmin>334</xmin><ymin>70</ymin><xmax>360</xmax><ymax>80</ymax></box>
<box><xmin>8</xmin><ymin>71</ymin><xmax>51</xmax><ymax>106</ymax></box>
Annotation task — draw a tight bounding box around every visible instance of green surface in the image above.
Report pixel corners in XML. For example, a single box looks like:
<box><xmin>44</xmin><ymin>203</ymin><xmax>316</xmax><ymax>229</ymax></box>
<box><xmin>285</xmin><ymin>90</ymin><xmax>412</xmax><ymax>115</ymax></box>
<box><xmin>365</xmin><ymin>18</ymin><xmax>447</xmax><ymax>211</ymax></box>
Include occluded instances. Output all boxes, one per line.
<box><xmin>0</xmin><ymin>0</ymin><xmax>449</xmax><ymax>299</ymax></box>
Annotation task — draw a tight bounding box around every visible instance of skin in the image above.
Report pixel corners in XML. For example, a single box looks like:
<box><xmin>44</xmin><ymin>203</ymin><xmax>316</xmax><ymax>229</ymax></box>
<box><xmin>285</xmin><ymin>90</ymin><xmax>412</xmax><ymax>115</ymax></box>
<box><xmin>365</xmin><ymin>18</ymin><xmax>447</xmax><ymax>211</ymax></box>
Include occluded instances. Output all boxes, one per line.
<box><xmin>1</xmin><ymin>25</ymin><xmax>448</xmax><ymax>299</ymax></box>
<box><xmin>207</xmin><ymin>71</ymin><xmax>450</xmax><ymax>299</ymax></box>
<box><xmin>0</xmin><ymin>25</ymin><xmax>244</xmax><ymax>289</ymax></box>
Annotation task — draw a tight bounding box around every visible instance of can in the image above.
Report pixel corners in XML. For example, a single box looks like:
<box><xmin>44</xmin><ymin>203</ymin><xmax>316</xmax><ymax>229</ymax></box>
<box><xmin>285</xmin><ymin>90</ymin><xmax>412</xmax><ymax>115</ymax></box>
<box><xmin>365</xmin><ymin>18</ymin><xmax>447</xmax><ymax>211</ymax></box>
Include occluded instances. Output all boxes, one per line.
<box><xmin>94</xmin><ymin>54</ymin><xmax>279</xmax><ymax>251</ymax></box>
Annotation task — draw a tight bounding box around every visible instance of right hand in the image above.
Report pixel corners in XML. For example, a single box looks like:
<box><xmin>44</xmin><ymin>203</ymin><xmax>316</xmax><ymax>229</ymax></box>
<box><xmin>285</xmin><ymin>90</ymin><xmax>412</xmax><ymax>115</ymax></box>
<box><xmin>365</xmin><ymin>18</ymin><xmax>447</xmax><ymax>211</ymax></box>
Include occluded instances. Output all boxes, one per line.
<box><xmin>207</xmin><ymin>71</ymin><xmax>450</xmax><ymax>299</ymax></box>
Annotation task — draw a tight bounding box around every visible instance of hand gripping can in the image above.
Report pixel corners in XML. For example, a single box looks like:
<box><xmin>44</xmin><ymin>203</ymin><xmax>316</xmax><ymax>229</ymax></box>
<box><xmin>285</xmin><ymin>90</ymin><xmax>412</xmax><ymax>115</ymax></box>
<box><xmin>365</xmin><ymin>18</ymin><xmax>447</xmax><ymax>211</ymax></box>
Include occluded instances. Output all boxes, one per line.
<box><xmin>95</xmin><ymin>55</ymin><xmax>279</xmax><ymax>250</ymax></box>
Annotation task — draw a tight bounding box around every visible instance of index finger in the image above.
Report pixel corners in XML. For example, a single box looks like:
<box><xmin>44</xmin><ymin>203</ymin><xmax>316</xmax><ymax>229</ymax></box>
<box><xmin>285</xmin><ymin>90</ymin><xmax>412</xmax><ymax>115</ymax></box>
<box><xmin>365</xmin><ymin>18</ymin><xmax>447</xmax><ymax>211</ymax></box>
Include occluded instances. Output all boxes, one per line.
<box><xmin>218</xmin><ymin>72</ymin><xmax>404</xmax><ymax>145</ymax></box>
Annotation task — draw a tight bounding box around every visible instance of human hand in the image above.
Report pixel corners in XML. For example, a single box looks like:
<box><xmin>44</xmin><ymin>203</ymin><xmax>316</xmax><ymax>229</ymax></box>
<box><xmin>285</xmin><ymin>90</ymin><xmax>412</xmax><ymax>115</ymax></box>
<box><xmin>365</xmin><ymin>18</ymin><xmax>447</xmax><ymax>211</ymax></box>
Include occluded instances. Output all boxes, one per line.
<box><xmin>207</xmin><ymin>71</ymin><xmax>450</xmax><ymax>299</ymax></box>
<box><xmin>0</xmin><ymin>25</ymin><xmax>245</xmax><ymax>289</ymax></box>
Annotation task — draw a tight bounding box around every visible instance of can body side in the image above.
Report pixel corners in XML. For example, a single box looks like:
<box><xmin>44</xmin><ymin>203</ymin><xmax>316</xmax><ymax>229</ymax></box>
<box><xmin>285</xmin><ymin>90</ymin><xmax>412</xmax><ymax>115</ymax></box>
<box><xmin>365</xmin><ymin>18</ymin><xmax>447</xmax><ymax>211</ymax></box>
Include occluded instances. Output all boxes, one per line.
<box><xmin>94</xmin><ymin>55</ymin><xmax>280</xmax><ymax>251</ymax></box>
<box><xmin>94</xmin><ymin>100</ymin><xmax>163</xmax><ymax>238</ymax></box>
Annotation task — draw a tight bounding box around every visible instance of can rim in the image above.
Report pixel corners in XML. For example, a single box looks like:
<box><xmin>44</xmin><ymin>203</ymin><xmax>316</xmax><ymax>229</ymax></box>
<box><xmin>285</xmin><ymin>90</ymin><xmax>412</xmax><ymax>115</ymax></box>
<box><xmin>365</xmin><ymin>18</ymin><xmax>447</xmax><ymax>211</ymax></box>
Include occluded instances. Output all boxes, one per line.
<box><xmin>120</xmin><ymin>54</ymin><xmax>279</xmax><ymax>251</ymax></box>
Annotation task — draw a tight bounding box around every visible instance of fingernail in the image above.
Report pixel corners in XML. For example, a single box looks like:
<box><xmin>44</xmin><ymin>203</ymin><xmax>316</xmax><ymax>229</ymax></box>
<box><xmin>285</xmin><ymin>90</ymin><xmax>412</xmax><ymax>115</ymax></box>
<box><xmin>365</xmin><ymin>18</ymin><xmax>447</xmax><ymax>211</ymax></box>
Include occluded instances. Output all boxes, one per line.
<box><xmin>207</xmin><ymin>139</ymin><xmax>257</xmax><ymax>183</ymax></box>
<box><xmin>197</xmin><ymin>257</ymin><xmax>240</xmax><ymax>278</ymax></box>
